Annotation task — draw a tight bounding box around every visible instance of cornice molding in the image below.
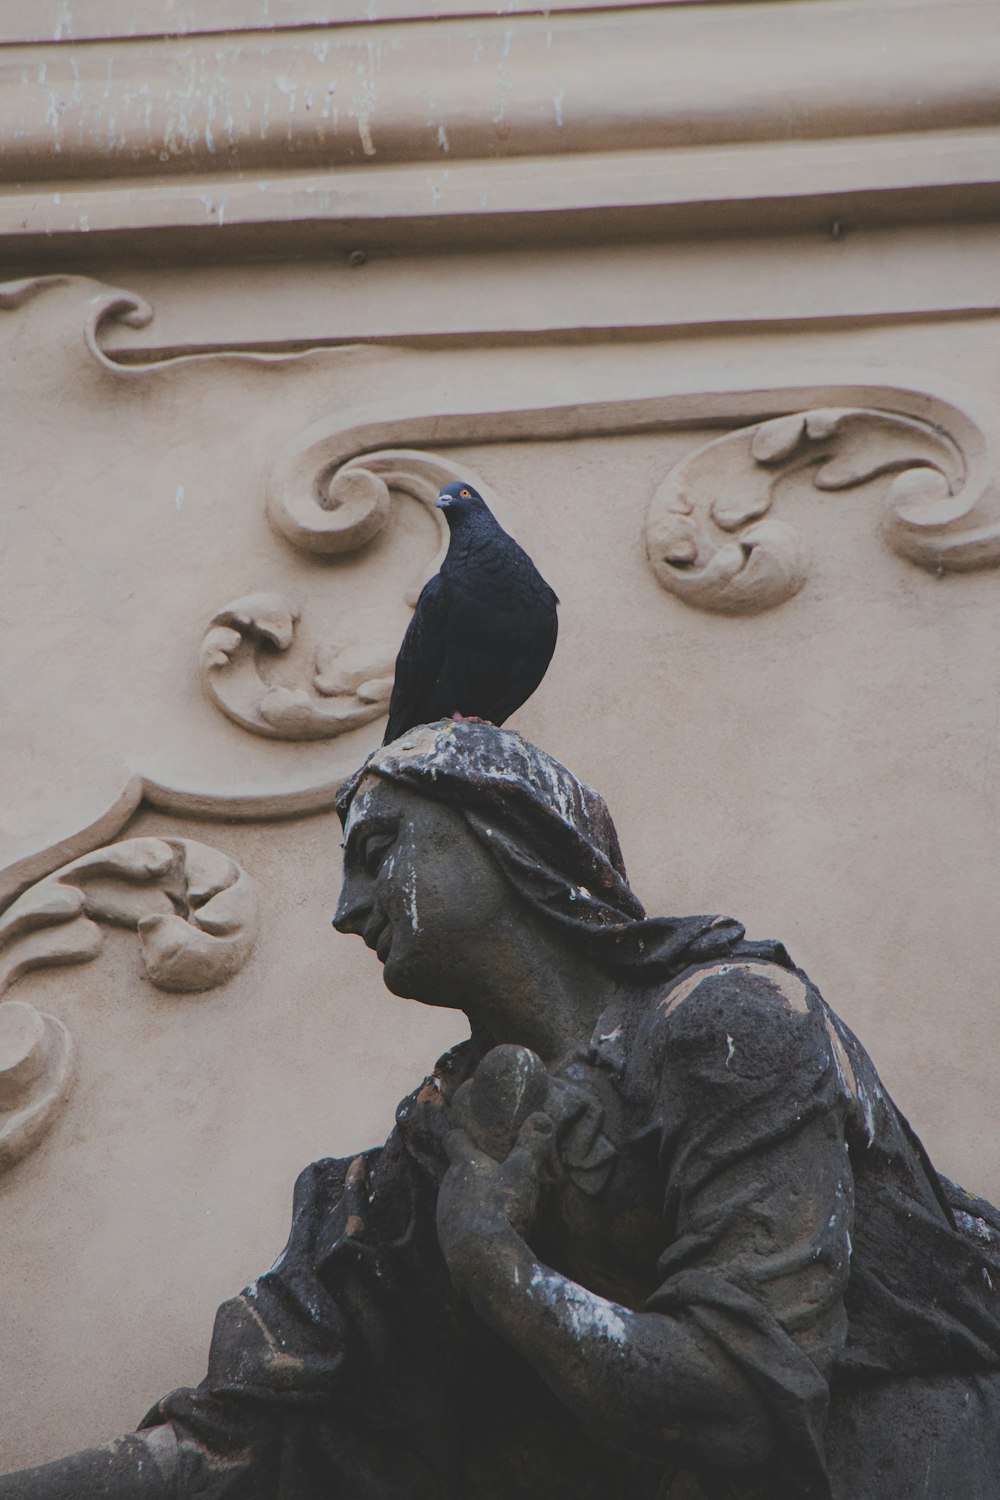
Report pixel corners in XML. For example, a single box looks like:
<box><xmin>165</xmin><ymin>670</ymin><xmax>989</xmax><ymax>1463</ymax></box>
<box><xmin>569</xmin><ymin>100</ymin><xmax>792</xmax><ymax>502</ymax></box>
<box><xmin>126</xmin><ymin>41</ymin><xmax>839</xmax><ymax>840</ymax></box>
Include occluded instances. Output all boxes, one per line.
<box><xmin>0</xmin><ymin>0</ymin><xmax>730</xmax><ymax>46</ymax></box>
<box><xmin>1</xmin><ymin>0</ymin><xmax>997</xmax><ymax>262</ymax></box>
<box><xmin>6</xmin><ymin>1</ymin><xmax>995</xmax><ymax>182</ymax></box>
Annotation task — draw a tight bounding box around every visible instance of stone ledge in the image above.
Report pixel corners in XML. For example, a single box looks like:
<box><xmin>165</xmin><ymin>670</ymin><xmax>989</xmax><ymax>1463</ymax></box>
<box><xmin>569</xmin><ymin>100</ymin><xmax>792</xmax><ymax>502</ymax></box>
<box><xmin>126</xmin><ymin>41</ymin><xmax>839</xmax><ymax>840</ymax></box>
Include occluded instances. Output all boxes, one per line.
<box><xmin>5</xmin><ymin>129</ymin><xmax>1000</xmax><ymax>267</ymax></box>
<box><xmin>0</xmin><ymin>0</ymin><xmax>997</xmax><ymax>261</ymax></box>
<box><xmin>1</xmin><ymin>0</ymin><xmax>722</xmax><ymax>46</ymax></box>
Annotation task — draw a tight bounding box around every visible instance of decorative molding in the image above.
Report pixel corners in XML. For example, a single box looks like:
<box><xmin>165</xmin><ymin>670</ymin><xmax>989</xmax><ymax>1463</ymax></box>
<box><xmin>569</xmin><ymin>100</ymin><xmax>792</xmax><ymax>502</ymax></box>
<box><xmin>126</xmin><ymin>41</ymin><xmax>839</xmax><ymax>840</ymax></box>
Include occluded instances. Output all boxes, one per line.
<box><xmin>0</xmin><ymin>0</ymin><xmax>798</xmax><ymax>47</ymax></box>
<box><xmin>9</xmin><ymin>135</ymin><xmax>999</xmax><ymax>269</ymax></box>
<box><xmin>266</xmin><ymin>394</ymin><xmax>1000</xmax><ymax>616</ymax></box>
<box><xmin>266</xmin><ymin>441</ymin><xmax>471</xmax><ymax>599</ymax></box>
<box><xmin>0</xmin><ymin>837</ymin><xmax>258</xmax><ymax>1172</ymax></box>
<box><xmin>1</xmin><ymin>1</ymin><xmax>996</xmax><ymax>261</ymax></box>
<box><xmin>201</xmin><ymin>593</ymin><xmax>395</xmax><ymax>741</ymax></box>
<box><xmin>23</xmin><ymin>268</ymin><xmax>1000</xmax><ymax>374</ymax></box>
<box><xmin>0</xmin><ymin>1001</ymin><xmax>75</xmax><ymax>1175</ymax></box>
<box><xmin>4</xmin><ymin>275</ymin><xmax>1000</xmax><ymax>887</ymax></box>
<box><xmin>645</xmin><ymin>406</ymin><xmax>1000</xmax><ymax>615</ymax></box>
<box><xmin>0</xmin><ymin>275</ymin><xmax>152</xmax><ymax>369</ymax></box>
<box><xmin>5</xmin><ymin>3</ymin><xmax>991</xmax><ymax>180</ymax></box>
<box><xmin>0</xmin><ymin>837</ymin><xmax>258</xmax><ymax>997</ymax></box>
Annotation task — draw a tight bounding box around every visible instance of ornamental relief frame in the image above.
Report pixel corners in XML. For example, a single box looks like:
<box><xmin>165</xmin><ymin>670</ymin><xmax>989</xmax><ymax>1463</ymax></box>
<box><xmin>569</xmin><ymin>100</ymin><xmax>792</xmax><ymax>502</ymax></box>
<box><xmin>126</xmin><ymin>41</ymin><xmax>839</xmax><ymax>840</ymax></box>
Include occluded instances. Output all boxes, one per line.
<box><xmin>3</xmin><ymin>0</ymin><xmax>1000</xmax><ymax>1462</ymax></box>
<box><xmin>3</xmin><ymin>272</ymin><xmax>1000</xmax><ymax>896</ymax></box>
<box><xmin>0</xmin><ymin>838</ymin><xmax>257</xmax><ymax>1173</ymax></box>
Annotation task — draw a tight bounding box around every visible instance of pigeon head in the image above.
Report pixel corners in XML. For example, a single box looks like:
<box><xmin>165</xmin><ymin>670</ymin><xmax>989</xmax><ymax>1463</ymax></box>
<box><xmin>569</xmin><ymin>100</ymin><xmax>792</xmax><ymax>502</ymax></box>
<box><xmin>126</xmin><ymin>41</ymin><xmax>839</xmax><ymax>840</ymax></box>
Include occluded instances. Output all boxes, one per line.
<box><xmin>436</xmin><ymin>481</ymin><xmax>489</xmax><ymax>525</ymax></box>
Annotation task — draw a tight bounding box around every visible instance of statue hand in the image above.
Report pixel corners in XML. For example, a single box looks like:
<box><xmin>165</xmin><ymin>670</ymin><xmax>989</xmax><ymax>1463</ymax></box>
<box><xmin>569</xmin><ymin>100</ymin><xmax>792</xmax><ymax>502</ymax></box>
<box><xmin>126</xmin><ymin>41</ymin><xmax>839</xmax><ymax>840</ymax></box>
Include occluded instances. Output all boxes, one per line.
<box><xmin>456</xmin><ymin>1041</ymin><xmax>551</xmax><ymax>1159</ymax></box>
<box><xmin>437</xmin><ymin>1107</ymin><xmax>556</xmax><ymax>1290</ymax></box>
<box><xmin>437</xmin><ymin>1044</ymin><xmax>560</xmax><ymax>1286</ymax></box>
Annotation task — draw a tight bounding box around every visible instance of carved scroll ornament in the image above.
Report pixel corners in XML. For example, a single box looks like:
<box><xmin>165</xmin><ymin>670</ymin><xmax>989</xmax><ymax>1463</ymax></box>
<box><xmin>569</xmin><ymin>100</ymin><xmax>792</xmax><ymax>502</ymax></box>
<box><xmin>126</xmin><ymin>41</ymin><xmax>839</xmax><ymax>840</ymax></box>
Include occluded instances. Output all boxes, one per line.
<box><xmin>0</xmin><ymin>1002</ymin><xmax>74</xmax><ymax>1175</ymax></box>
<box><xmin>0</xmin><ymin>274</ymin><xmax>152</xmax><ymax>371</ymax></box>
<box><xmin>198</xmin><ymin>447</ymin><xmax>510</xmax><ymax>744</ymax></box>
<box><xmin>200</xmin><ymin>594</ymin><xmax>396</xmax><ymax>741</ymax></box>
<box><xmin>645</xmin><ymin>406</ymin><xmax>1000</xmax><ymax>614</ymax></box>
<box><xmin>268</xmin><ymin>442</ymin><xmax>470</xmax><ymax>595</ymax></box>
<box><xmin>0</xmin><ymin>837</ymin><xmax>257</xmax><ymax>1173</ymax></box>
<box><xmin>264</xmin><ymin>392</ymin><xmax>1000</xmax><ymax>621</ymax></box>
<box><xmin>6</xmin><ymin>275</ymin><xmax>1000</xmax><ymax>895</ymax></box>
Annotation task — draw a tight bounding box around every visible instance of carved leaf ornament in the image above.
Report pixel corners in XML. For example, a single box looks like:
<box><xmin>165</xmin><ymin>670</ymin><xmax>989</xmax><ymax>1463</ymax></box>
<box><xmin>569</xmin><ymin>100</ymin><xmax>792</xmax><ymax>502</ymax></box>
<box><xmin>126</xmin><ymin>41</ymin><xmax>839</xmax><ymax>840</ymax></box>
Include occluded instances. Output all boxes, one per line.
<box><xmin>206</xmin><ymin>400</ymin><xmax>1000</xmax><ymax>748</ymax></box>
<box><xmin>263</xmin><ymin>403</ymin><xmax>1000</xmax><ymax>638</ymax></box>
<box><xmin>0</xmin><ymin>838</ymin><xmax>257</xmax><ymax>1173</ymax></box>
<box><xmin>5</xmin><ymin>278</ymin><xmax>1000</xmax><ymax>919</ymax></box>
<box><xmin>200</xmin><ymin>594</ymin><xmax>397</xmax><ymax>741</ymax></box>
<box><xmin>645</xmin><ymin>407</ymin><xmax>999</xmax><ymax>614</ymax></box>
<box><xmin>199</xmin><ymin>445</ymin><xmax>513</xmax><ymax>744</ymax></box>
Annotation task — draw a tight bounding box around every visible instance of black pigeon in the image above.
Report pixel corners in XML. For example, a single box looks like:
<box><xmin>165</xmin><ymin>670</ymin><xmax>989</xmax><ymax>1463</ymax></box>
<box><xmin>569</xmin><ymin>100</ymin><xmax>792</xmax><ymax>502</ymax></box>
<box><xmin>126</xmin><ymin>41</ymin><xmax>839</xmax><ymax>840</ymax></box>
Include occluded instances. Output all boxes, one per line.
<box><xmin>382</xmin><ymin>481</ymin><xmax>559</xmax><ymax>744</ymax></box>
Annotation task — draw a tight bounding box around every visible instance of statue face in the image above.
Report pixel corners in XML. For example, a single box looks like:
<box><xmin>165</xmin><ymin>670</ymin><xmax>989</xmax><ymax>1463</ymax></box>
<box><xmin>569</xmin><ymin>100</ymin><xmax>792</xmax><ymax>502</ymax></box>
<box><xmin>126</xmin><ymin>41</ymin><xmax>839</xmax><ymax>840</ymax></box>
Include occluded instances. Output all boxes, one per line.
<box><xmin>333</xmin><ymin>777</ymin><xmax>519</xmax><ymax>1006</ymax></box>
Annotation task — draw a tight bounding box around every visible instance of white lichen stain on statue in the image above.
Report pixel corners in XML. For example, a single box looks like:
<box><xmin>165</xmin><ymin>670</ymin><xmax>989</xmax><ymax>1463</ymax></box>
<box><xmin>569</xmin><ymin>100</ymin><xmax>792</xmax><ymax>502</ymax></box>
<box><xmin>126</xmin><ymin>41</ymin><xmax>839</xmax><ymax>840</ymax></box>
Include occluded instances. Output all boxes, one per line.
<box><xmin>528</xmin><ymin>1267</ymin><xmax>631</xmax><ymax>1346</ymax></box>
<box><xmin>343</xmin><ymin>785</ymin><xmax>377</xmax><ymax>843</ymax></box>
<box><xmin>401</xmin><ymin>867</ymin><xmax>420</xmax><ymax>935</ymax></box>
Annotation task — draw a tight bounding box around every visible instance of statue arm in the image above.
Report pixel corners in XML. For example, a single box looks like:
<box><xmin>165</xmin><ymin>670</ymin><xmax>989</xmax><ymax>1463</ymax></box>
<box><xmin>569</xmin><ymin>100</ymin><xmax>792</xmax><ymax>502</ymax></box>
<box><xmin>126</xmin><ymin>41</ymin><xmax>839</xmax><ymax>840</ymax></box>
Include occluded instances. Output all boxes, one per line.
<box><xmin>438</xmin><ymin>966</ymin><xmax>852</xmax><ymax>1479</ymax></box>
<box><xmin>0</xmin><ymin>1155</ymin><xmax>359</xmax><ymax>1499</ymax></box>
<box><xmin>0</xmin><ymin>1430</ymin><xmax>178</xmax><ymax>1499</ymax></box>
<box><xmin>438</xmin><ymin>1196</ymin><xmax>774</xmax><ymax>1469</ymax></box>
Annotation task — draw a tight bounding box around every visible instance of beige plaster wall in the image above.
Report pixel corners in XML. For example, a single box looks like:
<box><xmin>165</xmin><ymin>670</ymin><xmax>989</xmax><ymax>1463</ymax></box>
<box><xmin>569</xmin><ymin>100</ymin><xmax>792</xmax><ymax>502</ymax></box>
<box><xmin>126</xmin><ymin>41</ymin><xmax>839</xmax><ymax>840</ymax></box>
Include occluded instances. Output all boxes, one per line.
<box><xmin>2</xmin><ymin>0</ymin><xmax>1000</xmax><ymax>1471</ymax></box>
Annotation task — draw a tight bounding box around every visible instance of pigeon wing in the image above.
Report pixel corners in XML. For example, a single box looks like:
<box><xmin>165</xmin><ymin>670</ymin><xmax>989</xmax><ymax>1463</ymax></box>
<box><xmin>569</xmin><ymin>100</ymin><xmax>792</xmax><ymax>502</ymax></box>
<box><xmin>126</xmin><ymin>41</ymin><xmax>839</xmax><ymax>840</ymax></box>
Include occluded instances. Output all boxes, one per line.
<box><xmin>382</xmin><ymin>572</ymin><xmax>450</xmax><ymax>743</ymax></box>
<box><xmin>483</xmin><ymin>579</ymin><xmax>559</xmax><ymax>725</ymax></box>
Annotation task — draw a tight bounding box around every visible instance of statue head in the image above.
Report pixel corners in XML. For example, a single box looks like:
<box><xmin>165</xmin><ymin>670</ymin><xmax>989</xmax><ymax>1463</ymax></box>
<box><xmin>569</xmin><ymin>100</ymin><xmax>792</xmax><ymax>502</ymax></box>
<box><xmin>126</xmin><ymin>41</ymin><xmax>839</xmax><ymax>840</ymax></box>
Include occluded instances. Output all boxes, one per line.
<box><xmin>333</xmin><ymin>721</ymin><xmax>749</xmax><ymax>1009</ymax></box>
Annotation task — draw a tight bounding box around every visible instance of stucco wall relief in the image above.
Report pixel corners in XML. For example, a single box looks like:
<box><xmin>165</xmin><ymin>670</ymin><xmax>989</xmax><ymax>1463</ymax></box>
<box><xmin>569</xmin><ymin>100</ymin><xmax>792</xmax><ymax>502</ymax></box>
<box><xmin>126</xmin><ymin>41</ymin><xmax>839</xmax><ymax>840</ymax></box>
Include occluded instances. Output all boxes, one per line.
<box><xmin>5</xmin><ymin>272</ymin><xmax>1000</xmax><ymax>878</ymax></box>
<box><xmin>0</xmin><ymin>837</ymin><xmax>257</xmax><ymax>1174</ymax></box>
<box><xmin>0</xmin><ymin>1002</ymin><xmax>74</xmax><ymax>1176</ymax></box>
<box><xmin>645</xmin><ymin>406</ymin><xmax>1000</xmax><ymax>615</ymax></box>
<box><xmin>1</xmin><ymin>0</ymin><xmax>999</xmax><ymax>1470</ymax></box>
<box><xmin>201</xmin><ymin>593</ymin><xmax>395</xmax><ymax>741</ymax></box>
<box><xmin>267</xmin><ymin>392</ymin><xmax>1000</xmax><ymax>626</ymax></box>
<box><xmin>266</xmin><ymin>440</ymin><xmax>457</xmax><ymax>577</ymax></box>
<box><xmin>0</xmin><ymin>273</ymin><xmax>152</xmax><ymax>368</ymax></box>
<box><xmin>201</xmin><ymin>443</ymin><xmax>520</xmax><ymax>744</ymax></box>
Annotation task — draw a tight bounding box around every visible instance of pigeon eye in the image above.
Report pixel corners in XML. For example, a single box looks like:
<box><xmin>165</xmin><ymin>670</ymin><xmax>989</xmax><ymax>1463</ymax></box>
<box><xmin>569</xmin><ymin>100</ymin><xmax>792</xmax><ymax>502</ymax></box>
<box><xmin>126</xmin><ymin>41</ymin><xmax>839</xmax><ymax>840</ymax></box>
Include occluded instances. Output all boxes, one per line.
<box><xmin>460</xmin><ymin>488</ymin><xmax>471</xmax><ymax>498</ymax></box>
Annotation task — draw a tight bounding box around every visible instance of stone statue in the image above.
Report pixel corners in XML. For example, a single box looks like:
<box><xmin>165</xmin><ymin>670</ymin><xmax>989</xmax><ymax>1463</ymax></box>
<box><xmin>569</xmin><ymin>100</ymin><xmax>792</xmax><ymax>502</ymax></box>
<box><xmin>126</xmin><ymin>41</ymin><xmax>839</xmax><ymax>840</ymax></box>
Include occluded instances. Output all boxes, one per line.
<box><xmin>5</xmin><ymin>720</ymin><xmax>1000</xmax><ymax>1499</ymax></box>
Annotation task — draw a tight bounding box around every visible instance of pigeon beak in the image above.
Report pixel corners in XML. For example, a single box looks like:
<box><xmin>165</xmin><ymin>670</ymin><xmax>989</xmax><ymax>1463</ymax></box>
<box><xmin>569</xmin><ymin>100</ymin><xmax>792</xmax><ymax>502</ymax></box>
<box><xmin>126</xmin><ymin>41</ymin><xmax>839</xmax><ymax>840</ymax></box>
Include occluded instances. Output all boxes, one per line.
<box><xmin>436</xmin><ymin>496</ymin><xmax>451</xmax><ymax>509</ymax></box>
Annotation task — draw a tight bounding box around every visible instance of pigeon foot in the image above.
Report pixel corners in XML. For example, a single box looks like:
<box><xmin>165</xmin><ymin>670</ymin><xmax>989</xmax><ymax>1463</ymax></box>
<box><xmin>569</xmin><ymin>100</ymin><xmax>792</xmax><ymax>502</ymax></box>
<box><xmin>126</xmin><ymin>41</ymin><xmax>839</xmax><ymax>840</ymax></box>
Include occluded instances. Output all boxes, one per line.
<box><xmin>450</xmin><ymin>713</ymin><xmax>494</xmax><ymax>726</ymax></box>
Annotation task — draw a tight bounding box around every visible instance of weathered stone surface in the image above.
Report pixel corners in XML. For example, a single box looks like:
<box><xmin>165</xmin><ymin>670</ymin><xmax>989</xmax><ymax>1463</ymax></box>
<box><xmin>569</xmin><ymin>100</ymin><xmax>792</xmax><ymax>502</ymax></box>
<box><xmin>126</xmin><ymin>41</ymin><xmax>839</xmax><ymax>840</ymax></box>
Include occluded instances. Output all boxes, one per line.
<box><xmin>6</xmin><ymin>723</ymin><xmax>1000</xmax><ymax>1498</ymax></box>
<box><xmin>3</xmin><ymin>0</ymin><xmax>1000</xmax><ymax>1474</ymax></box>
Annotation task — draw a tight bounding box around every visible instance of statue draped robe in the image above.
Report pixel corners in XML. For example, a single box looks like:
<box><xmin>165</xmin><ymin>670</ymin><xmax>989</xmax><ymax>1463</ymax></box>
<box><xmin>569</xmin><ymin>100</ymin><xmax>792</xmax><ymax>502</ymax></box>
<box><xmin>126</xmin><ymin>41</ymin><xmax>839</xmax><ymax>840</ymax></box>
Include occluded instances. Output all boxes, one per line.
<box><xmin>143</xmin><ymin>961</ymin><xmax>1000</xmax><ymax>1500</ymax></box>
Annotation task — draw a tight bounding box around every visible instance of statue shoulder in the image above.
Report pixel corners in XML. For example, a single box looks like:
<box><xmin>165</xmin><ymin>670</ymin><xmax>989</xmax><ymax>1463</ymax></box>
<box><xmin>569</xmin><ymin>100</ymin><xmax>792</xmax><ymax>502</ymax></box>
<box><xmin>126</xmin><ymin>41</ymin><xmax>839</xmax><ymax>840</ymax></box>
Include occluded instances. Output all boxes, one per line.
<box><xmin>660</xmin><ymin>958</ymin><xmax>812</xmax><ymax>1024</ymax></box>
<box><xmin>631</xmin><ymin>959</ymin><xmax>827</xmax><ymax>1108</ymax></box>
<box><xmin>640</xmin><ymin>958</ymin><xmax>817</xmax><ymax>1068</ymax></box>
